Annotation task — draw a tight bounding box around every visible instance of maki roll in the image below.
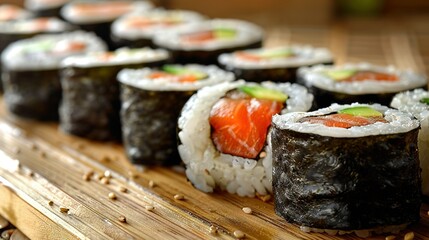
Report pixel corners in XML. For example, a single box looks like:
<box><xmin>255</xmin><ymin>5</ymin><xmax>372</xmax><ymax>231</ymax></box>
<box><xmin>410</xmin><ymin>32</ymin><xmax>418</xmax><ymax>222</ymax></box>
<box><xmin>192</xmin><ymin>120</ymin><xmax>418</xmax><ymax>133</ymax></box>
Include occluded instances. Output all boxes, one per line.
<box><xmin>153</xmin><ymin>19</ymin><xmax>264</xmax><ymax>65</ymax></box>
<box><xmin>111</xmin><ymin>9</ymin><xmax>206</xmax><ymax>49</ymax></box>
<box><xmin>25</xmin><ymin>0</ymin><xmax>71</xmax><ymax>18</ymax></box>
<box><xmin>60</xmin><ymin>48</ymin><xmax>169</xmax><ymax>141</ymax></box>
<box><xmin>298</xmin><ymin>63</ymin><xmax>427</xmax><ymax>108</ymax></box>
<box><xmin>0</xmin><ymin>4</ymin><xmax>33</xmax><ymax>22</ymax></box>
<box><xmin>118</xmin><ymin>64</ymin><xmax>235</xmax><ymax>165</ymax></box>
<box><xmin>1</xmin><ymin>31</ymin><xmax>107</xmax><ymax>120</ymax></box>
<box><xmin>0</xmin><ymin>17</ymin><xmax>73</xmax><ymax>92</ymax></box>
<box><xmin>218</xmin><ymin>45</ymin><xmax>333</xmax><ymax>83</ymax></box>
<box><xmin>271</xmin><ymin>103</ymin><xmax>421</xmax><ymax>236</ymax></box>
<box><xmin>178</xmin><ymin>80</ymin><xmax>313</xmax><ymax>197</ymax></box>
<box><xmin>61</xmin><ymin>0</ymin><xmax>153</xmax><ymax>50</ymax></box>
<box><xmin>391</xmin><ymin>89</ymin><xmax>429</xmax><ymax>199</ymax></box>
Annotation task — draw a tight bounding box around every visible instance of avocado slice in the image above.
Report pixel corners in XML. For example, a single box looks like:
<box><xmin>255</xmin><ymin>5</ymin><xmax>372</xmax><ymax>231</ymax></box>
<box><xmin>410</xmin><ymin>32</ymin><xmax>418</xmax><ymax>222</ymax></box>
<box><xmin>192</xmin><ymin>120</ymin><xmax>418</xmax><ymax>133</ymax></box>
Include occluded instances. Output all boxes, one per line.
<box><xmin>162</xmin><ymin>65</ymin><xmax>207</xmax><ymax>80</ymax></box>
<box><xmin>239</xmin><ymin>85</ymin><xmax>288</xmax><ymax>102</ymax></box>
<box><xmin>420</xmin><ymin>97</ymin><xmax>429</xmax><ymax>105</ymax></box>
<box><xmin>214</xmin><ymin>28</ymin><xmax>236</xmax><ymax>39</ymax></box>
<box><xmin>324</xmin><ymin>69</ymin><xmax>356</xmax><ymax>81</ymax></box>
<box><xmin>259</xmin><ymin>48</ymin><xmax>294</xmax><ymax>59</ymax></box>
<box><xmin>338</xmin><ymin>106</ymin><xmax>383</xmax><ymax>117</ymax></box>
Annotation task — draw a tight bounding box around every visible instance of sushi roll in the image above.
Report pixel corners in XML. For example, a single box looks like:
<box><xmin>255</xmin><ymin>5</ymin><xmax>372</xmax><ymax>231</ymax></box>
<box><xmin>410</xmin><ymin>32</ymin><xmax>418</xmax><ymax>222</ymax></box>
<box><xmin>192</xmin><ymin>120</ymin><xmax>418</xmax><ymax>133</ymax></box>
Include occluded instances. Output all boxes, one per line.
<box><xmin>61</xmin><ymin>0</ymin><xmax>153</xmax><ymax>50</ymax></box>
<box><xmin>1</xmin><ymin>31</ymin><xmax>107</xmax><ymax>120</ymax></box>
<box><xmin>271</xmin><ymin>103</ymin><xmax>421</xmax><ymax>236</ymax></box>
<box><xmin>178</xmin><ymin>80</ymin><xmax>313</xmax><ymax>197</ymax></box>
<box><xmin>118</xmin><ymin>64</ymin><xmax>235</xmax><ymax>165</ymax></box>
<box><xmin>298</xmin><ymin>63</ymin><xmax>427</xmax><ymax>108</ymax></box>
<box><xmin>218</xmin><ymin>45</ymin><xmax>333</xmax><ymax>83</ymax></box>
<box><xmin>60</xmin><ymin>47</ymin><xmax>169</xmax><ymax>141</ymax></box>
<box><xmin>153</xmin><ymin>19</ymin><xmax>264</xmax><ymax>65</ymax></box>
<box><xmin>25</xmin><ymin>0</ymin><xmax>71</xmax><ymax>18</ymax></box>
<box><xmin>391</xmin><ymin>89</ymin><xmax>429</xmax><ymax>200</ymax></box>
<box><xmin>0</xmin><ymin>4</ymin><xmax>33</xmax><ymax>22</ymax></box>
<box><xmin>0</xmin><ymin>17</ymin><xmax>73</xmax><ymax>92</ymax></box>
<box><xmin>111</xmin><ymin>9</ymin><xmax>206</xmax><ymax>49</ymax></box>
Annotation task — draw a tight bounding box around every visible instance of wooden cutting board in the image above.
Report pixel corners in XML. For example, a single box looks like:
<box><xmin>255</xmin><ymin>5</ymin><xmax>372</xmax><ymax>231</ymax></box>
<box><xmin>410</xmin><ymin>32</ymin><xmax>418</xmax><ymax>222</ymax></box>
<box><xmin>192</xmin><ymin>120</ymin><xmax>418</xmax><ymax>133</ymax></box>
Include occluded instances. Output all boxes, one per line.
<box><xmin>1</xmin><ymin>18</ymin><xmax>429</xmax><ymax>240</ymax></box>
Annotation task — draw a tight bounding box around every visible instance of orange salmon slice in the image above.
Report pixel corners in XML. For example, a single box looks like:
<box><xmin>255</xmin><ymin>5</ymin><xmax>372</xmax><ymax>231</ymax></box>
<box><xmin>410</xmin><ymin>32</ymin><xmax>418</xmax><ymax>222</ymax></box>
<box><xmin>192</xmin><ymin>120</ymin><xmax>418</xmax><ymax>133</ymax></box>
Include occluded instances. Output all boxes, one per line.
<box><xmin>209</xmin><ymin>98</ymin><xmax>283</xmax><ymax>159</ymax></box>
<box><xmin>299</xmin><ymin>113</ymin><xmax>387</xmax><ymax>128</ymax></box>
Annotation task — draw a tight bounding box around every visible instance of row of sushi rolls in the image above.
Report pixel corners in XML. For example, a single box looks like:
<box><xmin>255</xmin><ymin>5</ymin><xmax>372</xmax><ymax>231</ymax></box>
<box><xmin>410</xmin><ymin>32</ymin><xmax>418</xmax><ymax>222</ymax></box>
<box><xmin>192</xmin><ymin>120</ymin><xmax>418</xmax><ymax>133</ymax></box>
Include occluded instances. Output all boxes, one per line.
<box><xmin>1</xmin><ymin>0</ymin><xmax>429</xmax><ymax>238</ymax></box>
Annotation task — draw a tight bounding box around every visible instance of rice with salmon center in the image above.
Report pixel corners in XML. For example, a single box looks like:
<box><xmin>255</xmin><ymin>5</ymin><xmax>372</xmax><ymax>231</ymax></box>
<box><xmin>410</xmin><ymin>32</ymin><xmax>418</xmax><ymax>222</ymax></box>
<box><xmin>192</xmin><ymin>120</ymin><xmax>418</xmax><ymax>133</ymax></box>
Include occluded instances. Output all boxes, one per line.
<box><xmin>391</xmin><ymin>88</ymin><xmax>429</xmax><ymax>200</ymax></box>
<box><xmin>177</xmin><ymin>80</ymin><xmax>313</xmax><ymax>197</ymax></box>
<box><xmin>297</xmin><ymin>63</ymin><xmax>427</xmax><ymax>108</ymax></box>
<box><xmin>271</xmin><ymin>103</ymin><xmax>421</xmax><ymax>237</ymax></box>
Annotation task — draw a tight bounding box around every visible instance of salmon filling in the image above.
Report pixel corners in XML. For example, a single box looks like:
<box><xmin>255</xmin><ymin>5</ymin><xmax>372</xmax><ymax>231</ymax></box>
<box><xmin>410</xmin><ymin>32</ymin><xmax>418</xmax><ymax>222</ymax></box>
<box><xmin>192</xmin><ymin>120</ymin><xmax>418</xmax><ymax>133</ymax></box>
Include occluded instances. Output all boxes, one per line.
<box><xmin>299</xmin><ymin>113</ymin><xmax>387</xmax><ymax>128</ymax></box>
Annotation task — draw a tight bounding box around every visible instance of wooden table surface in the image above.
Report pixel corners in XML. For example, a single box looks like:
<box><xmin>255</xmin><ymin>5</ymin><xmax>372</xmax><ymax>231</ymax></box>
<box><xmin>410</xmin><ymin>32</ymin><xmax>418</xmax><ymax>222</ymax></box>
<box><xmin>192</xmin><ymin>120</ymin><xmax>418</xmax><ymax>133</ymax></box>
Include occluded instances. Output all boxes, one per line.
<box><xmin>1</xmin><ymin>17</ymin><xmax>429</xmax><ymax>240</ymax></box>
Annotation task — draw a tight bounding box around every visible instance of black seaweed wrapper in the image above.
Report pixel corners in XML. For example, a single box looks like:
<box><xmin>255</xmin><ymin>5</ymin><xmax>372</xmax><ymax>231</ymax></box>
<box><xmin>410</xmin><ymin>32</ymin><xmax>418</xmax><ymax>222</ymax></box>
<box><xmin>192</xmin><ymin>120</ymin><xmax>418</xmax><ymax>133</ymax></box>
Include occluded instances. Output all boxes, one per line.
<box><xmin>120</xmin><ymin>84</ymin><xmax>194</xmax><ymax>165</ymax></box>
<box><xmin>271</xmin><ymin>127</ymin><xmax>421</xmax><ymax>230</ymax></box>
<box><xmin>60</xmin><ymin>60</ymin><xmax>166</xmax><ymax>141</ymax></box>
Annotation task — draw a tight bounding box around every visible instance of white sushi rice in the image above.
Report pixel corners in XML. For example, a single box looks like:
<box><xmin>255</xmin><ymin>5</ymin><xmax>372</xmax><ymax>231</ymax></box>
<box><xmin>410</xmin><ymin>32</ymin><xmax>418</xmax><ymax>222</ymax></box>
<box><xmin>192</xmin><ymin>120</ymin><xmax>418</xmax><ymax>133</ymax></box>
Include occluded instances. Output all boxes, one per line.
<box><xmin>298</xmin><ymin>63</ymin><xmax>427</xmax><ymax>94</ymax></box>
<box><xmin>391</xmin><ymin>88</ymin><xmax>429</xmax><ymax>196</ymax></box>
<box><xmin>118</xmin><ymin>64</ymin><xmax>235</xmax><ymax>92</ymax></box>
<box><xmin>0</xmin><ymin>17</ymin><xmax>71</xmax><ymax>34</ymax></box>
<box><xmin>62</xmin><ymin>47</ymin><xmax>169</xmax><ymax>68</ymax></box>
<box><xmin>111</xmin><ymin>9</ymin><xmax>206</xmax><ymax>40</ymax></box>
<box><xmin>177</xmin><ymin>80</ymin><xmax>313</xmax><ymax>197</ymax></box>
<box><xmin>61</xmin><ymin>0</ymin><xmax>153</xmax><ymax>24</ymax></box>
<box><xmin>153</xmin><ymin>19</ymin><xmax>263</xmax><ymax>51</ymax></box>
<box><xmin>272</xmin><ymin>103</ymin><xmax>419</xmax><ymax>138</ymax></box>
<box><xmin>218</xmin><ymin>45</ymin><xmax>333</xmax><ymax>69</ymax></box>
<box><xmin>25</xmin><ymin>0</ymin><xmax>70</xmax><ymax>11</ymax></box>
<box><xmin>2</xmin><ymin>31</ymin><xmax>107</xmax><ymax>70</ymax></box>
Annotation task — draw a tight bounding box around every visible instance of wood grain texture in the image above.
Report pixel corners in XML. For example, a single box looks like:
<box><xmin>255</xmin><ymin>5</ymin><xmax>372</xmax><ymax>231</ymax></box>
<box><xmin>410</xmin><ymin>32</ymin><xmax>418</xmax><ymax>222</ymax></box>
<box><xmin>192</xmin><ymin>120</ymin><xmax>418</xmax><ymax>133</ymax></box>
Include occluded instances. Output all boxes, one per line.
<box><xmin>0</xmin><ymin>18</ymin><xmax>429</xmax><ymax>240</ymax></box>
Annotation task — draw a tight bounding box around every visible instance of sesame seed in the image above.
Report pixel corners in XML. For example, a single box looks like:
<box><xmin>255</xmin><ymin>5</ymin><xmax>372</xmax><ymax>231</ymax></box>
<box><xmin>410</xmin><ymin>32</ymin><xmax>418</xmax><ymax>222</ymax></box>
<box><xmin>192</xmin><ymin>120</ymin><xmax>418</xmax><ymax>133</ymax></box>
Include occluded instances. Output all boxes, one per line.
<box><xmin>48</xmin><ymin>200</ymin><xmax>54</xmax><ymax>206</ymax></box>
<box><xmin>259</xmin><ymin>151</ymin><xmax>267</xmax><ymax>158</ymax></box>
<box><xmin>108</xmin><ymin>192</ymin><xmax>117</xmax><ymax>200</ymax></box>
<box><xmin>209</xmin><ymin>226</ymin><xmax>217</xmax><ymax>234</ymax></box>
<box><xmin>119</xmin><ymin>186</ymin><xmax>128</xmax><ymax>193</ymax></box>
<box><xmin>128</xmin><ymin>171</ymin><xmax>138</xmax><ymax>179</ymax></box>
<box><xmin>60</xmin><ymin>207</ymin><xmax>69</xmax><ymax>213</ymax></box>
<box><xmin>101</xmin><ymin>177</ymin><xmax>110</xmax><ymax>185</ymax></box>
<box><xmin>242</xmin><ymin>207</ymin><xmax>252</xmax><ymax>214</ymax></box>
<box><xmin>259</xmin><ymin>194</ymin><xmax>271</xmax><ymax>202</ymax></box>
<box><xmin>148</xmin><ymin>180</ymin><xmax>155</xmax><ymax>188</ymax></box>
<box><xmin>404</xmin><ymin>232</ymin><xmax>414</xmax><ymax>240</ymax></box>
<box><xmin>104</xmin><ymin>170</ymin><xmax>112</xmax><ymax>178</ymax></box>
<box><xmin>174</xmin><ymin>194</ymin><xmax>184</xmax><ymax>200</ymax></box>
<box><xmin>145</xmin><ymin>205</ymin><xmax>154</xmax><ymax>211</ymax></box>
<box><xmin>385</xmin><ymin>235</ymin><xmax>396</xmax><ymax>240</ymax></box>
<box><xmin>27</xmin><ymin>171</ymin><xmax>34</xmax><ymax>177</ymax></box>
<box><xmin>82</xmin><ymin>174</ymin><xmax>91</xmax><ymax>181</ymax></box>
<box><xmin>118</xmin><ymin>216</ymin><xmax>127</xmax><ymax>223</ymax></box>
<box><xmin>233</xmin><ymin>230</ymin><xmax>245</xmax><ymax>239</ymax></box>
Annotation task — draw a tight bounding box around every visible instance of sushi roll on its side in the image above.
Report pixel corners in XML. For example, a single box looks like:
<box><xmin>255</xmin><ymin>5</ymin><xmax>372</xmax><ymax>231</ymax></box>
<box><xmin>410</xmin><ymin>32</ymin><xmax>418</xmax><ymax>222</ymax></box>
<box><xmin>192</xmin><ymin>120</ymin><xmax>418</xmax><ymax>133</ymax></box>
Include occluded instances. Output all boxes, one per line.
<box><xmin>0</xmin><ymin>4</ymin><xmax>33</xmax><ymax>22</ymax></box>
<box><xmin>25</xmin><ymin>0</ymin><xmax>71</xmax><ymax>18</ymax></box>
<box><xmin>153</xmin><ymin>19</ymin><xmax>264</xmax><ymax>65</ymax></box>
<box><xmin>178</xmin><ymin>80</ymin><xmax>313</xmax><ymax>197</ymax></box>
<box><xmin>271</xmin><ymin>103</ymin><xmax>421</xmax><ymax>236</ymax></box>
<box><xmin>391</xmin><ymin>89</ymin><xmax>429</xmax><ymax>200</ymax></box>
<box><xmin>61</xmin><ymin>0</ymin><xmax>153</xmax><ymax>50</ymax></box>
<box><xmin>60</xmin><ymin>48</ymin><xmax>169</xmax><ymax>141</ymax></box>
<box><xmin>118</xmin><ymin>64</ymin><xmax>235</xmax><ymax>165</ymax></box>
<box><xmin>298</xmin><ymin>63</ymin><xmax>427</xmax><ymax>108</ymax></box>
<box><xmin>1</xmin><ymin>31</ymin><xmax>107</xmax><ymax>120</ymax></box>
<box><xmin>218</xmin><ymin>45</ymin><xmax>333</xmax><ymax>83</ymax></box>
<box><xmin>111</xmin><ymin>9</ymin><xmax>206</xmax><ymax>49</ymax></box>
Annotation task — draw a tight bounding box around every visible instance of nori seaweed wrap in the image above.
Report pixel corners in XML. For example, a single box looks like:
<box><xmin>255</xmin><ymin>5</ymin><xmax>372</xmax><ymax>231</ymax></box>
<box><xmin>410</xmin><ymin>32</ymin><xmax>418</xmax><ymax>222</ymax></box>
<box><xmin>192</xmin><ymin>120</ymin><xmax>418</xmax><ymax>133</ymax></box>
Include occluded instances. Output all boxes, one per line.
<box><xmin>297</xmin><ymin>63</ymin><xmax>427</xmax><ymax>108</ymax></box>
<box><xmin>118</xmin><ymin>64</ymin><xmax>235</xmax><ymax>165</ymax></box>
<box><xmin>111</xmin><ymin>9</ymin><xmax>205</xmax><ymax>49</ymax></box>
<box><xmin>178</xmin><ymin>80</ymin><xmax>313</xmax><ymax>197</ymax></box>
<box><xmin>218</xmin><ymin>45</ymin><xmax>333</xmax><ymax>83</ymax></box>
<box><xmin>61</xmin><ymin>0</ymin><xmax>153</xmax><ymax>50</ymax></box>
<box><xmin>392</xmin><ymin>89</ymin><xmax>429</xmax><ymax>200</ymax></box>
<box><xmin>153</xmin><ymin>19</ymin><xmax>264</xmax><ymax>65</ymax></box>
<box><xmin>0</xmin><ymin>17</ymin><xmax>73</xmax><ymax>92</ymax></box>
<box><xmin>25</xmin><ymin>0</ymin><xmax>71</xmax><ymax>18</ymax></box>
<box><xmin>60</xmin><ymin>48</ymin><xmax>169</xmax><ymax>141</ymax></box>
<box><xmin>1</xmin><ymin>31</ymin><xmax>107</xmax><ymax>120</ymax></box>
<box><xmin>271</xmin><ymin>103</ymin><xmax>421</xmax><ymax>237</ymax></box>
